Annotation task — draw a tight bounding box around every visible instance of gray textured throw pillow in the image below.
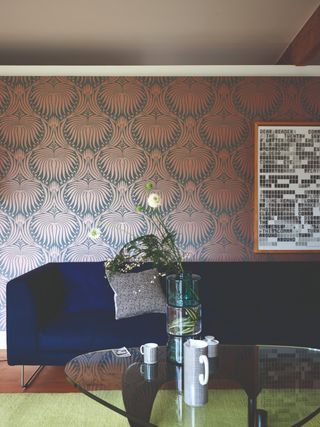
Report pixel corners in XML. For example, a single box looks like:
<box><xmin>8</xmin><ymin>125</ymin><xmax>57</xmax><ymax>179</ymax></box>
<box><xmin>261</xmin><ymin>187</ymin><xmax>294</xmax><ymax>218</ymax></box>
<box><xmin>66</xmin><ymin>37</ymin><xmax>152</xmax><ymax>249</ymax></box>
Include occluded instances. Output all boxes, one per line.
<box><xmin>106</xmin><ymin>269</ymin><xmax>166</xmax><ymax>319</ymax></box>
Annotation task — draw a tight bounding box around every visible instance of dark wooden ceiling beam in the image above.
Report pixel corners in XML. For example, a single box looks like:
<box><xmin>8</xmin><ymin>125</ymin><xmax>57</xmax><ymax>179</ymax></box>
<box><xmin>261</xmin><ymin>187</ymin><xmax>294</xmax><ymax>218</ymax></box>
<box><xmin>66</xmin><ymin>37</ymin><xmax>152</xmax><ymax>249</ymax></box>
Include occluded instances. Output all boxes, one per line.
<box><xmin>277</xmin><ymin>5</ymin><xmax>320</xmax><ymax>65</ymax></box>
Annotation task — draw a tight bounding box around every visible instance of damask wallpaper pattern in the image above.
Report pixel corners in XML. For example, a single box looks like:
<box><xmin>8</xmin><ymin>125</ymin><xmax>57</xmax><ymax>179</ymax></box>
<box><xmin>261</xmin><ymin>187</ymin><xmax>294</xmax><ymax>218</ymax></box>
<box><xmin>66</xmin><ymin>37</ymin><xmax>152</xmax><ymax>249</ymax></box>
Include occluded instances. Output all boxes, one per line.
<box><xmin>0</xmin><ymin>76</ymin><xmax>320</xmax><ymax>331</ymax></box>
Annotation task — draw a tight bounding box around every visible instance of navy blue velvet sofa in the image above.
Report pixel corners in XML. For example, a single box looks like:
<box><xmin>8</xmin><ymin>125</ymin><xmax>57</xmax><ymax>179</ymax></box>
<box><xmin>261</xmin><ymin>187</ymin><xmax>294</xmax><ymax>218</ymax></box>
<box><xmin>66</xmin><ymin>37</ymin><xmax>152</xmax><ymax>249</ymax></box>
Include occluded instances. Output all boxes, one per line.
<box><xmin>6</xmin><ymin>261</ymin><xmax>320</xmax><ymax>367</ymax></box>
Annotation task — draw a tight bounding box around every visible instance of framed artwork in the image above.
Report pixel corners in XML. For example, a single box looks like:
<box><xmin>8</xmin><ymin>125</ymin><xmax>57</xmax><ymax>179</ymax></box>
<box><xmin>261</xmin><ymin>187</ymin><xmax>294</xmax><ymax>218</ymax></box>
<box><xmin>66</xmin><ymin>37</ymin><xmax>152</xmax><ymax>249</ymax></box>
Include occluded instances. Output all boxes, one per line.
<box><xmin>254</xmin><ymin>122</ymin><xmax>320</xmax><ymax>253</ymax></box>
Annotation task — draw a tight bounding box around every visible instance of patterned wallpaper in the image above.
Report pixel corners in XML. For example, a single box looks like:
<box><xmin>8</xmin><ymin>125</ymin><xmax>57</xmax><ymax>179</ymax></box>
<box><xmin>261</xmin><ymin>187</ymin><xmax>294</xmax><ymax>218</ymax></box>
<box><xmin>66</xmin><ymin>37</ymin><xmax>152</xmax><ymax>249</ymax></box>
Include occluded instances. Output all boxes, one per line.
<box><xmin>0</xmin><ymin>76</ymin><xmax>320</xmax><ymax>331</ymax></box>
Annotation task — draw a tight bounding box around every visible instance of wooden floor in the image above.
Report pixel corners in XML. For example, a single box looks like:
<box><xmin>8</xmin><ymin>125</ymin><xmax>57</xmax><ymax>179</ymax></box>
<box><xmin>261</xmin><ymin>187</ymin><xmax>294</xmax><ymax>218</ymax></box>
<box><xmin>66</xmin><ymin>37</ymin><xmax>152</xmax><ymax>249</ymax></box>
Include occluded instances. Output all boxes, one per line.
<box><xmin>0</xmin><ymin>350</ymin><xmax>77</xmax><ymax>393</ymax></box>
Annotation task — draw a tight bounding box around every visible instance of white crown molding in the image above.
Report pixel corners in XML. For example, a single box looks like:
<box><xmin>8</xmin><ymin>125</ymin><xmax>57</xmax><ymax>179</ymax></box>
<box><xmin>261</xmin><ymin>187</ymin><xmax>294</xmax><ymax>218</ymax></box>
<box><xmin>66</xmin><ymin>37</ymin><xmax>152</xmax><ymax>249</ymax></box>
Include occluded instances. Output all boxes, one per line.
<box><xmin>0</xmin><ymin>331</ymin><xmax>6</xmax><ymax>349</ymax></box>
<box><xmin>0</xmin><ymin>65</ymin><xmax>319</xmax><ymax>76</ymax></box>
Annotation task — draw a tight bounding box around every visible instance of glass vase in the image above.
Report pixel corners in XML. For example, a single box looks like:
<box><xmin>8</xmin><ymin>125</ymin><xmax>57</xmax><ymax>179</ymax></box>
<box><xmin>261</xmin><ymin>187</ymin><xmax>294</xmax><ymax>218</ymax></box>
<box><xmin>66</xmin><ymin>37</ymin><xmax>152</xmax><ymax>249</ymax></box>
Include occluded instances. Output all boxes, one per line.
<box><xmin>166</xmin><ymin>272</ymin><xmax>202</xmax><ymax>364</ymax></box>
<box><xmin>167</xmin><ymin>334</ymin><xmax>201</xmax><ymax>365</ymax></box>
<box><xmin>166</xmin><ymin>305</ymin><xmax>202</xmax><ymax>336</ymax></box>
<box><xmin>166</xmin><ymin>273</ymin><xmax>200</xmax><ymax>307</ymax></box>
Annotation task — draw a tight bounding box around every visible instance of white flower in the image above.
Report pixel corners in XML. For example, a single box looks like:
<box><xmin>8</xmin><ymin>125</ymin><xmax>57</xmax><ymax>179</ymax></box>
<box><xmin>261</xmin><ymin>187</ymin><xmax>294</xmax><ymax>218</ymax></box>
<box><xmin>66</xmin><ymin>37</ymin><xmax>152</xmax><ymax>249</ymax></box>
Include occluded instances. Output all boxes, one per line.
<box><xmin>147</xmin><ymin>193</ymin><xmax>161</xmax><ymax>209</ymax></box>
<box><xmin>88</xmin><ymin>228</ymin><xmax>101</xmax><ymax>239</ymax></box>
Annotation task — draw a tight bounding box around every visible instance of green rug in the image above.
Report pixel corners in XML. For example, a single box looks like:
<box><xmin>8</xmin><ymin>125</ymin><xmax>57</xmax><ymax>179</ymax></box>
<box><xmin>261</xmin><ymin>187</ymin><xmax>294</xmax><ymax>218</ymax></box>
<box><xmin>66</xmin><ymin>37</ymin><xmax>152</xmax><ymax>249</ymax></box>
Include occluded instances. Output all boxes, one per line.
<box><xmin>0</xmin><ymin>390</ymin><xmax>320</xmax><ymax>427</ymax></box>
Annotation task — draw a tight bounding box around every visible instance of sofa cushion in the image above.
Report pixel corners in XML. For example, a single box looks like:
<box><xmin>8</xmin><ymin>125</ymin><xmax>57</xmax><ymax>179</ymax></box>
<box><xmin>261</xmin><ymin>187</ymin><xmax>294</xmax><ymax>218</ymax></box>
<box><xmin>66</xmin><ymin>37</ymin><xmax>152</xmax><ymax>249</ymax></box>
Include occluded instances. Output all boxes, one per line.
<box><xmin>58</xmin><ymin>262</ymin><xmax>115</xmax><ymax>314</ymax></box>
<box><xmin>38</xmin><ymin>310</ymin><xmax>167</xmax><ymax>353</ymax></box>
<box><xmin>106</xmin><ymin>269</ymin><xmax>166</xmax><ymax>319</ymax></box>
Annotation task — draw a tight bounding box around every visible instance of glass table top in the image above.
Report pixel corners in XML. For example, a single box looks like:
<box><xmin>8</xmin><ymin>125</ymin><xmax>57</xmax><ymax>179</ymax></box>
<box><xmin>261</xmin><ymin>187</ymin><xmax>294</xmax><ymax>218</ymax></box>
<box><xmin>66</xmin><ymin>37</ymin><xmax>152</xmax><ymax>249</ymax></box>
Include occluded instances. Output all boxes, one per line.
<box><xmin>65</xmin><ymin>345</ymin><xmax>320</xmax><ymax>427</ymax></box>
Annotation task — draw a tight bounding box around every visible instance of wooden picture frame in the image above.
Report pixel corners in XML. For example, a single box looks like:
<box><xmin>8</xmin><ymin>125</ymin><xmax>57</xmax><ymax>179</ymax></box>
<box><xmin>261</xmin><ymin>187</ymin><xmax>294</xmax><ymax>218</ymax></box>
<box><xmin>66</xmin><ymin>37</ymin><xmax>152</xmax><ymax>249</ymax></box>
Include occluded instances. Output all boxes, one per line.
<box><xmin>254</xmin><ymin>122</ymin><xmax>320</xmax><ymax>253</ymax></box>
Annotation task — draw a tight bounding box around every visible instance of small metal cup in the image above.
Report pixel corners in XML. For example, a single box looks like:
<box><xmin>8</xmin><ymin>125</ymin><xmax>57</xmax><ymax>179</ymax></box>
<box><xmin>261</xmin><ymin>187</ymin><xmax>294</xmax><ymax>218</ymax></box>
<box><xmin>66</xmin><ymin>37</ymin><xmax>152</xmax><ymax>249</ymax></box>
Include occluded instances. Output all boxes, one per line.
<box><xmin>205</xmin><ymin>335</ymin><xmax>219</xmax><ymax>358</ymax></box>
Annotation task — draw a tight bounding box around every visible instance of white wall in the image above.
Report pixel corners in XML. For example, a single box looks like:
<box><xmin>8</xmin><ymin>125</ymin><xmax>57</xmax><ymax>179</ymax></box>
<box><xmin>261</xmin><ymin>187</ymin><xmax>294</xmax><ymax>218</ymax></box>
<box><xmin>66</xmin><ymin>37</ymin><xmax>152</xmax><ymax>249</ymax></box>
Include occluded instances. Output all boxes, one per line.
<box><xmin>0</xmin><ymin>65</ymin><xmax>319</xmax><ymax>76</ymax></box>
<box><xmin>0</xmin><ymin>332</ymin><xmax>6</xmax><ymax>350</ymax></box>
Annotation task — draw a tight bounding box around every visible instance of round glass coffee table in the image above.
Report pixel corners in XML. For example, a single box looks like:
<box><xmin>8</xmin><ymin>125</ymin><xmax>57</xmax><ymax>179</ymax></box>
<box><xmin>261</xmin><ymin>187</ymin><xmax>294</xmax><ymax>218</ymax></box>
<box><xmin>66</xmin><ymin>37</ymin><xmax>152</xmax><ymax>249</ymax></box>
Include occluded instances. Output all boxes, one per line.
<box><xmin>65</xmin><ymin>345</ymin><xmax>320</xmax><ymax>427</ymax></box>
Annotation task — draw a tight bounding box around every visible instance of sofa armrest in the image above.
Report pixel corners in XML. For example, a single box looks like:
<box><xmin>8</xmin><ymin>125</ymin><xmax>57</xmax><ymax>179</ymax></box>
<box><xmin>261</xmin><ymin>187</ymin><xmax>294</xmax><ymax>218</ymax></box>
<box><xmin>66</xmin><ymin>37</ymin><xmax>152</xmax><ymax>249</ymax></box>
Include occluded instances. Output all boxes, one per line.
<box><xmin>6</xmin><ymin>264</ymin><xmax>65</xmax><ymax>365</ymax></box>
<box><xmin>7</xmin><ymin>272</ymin><xmax>38</xmax><ymax>365</ymax></box>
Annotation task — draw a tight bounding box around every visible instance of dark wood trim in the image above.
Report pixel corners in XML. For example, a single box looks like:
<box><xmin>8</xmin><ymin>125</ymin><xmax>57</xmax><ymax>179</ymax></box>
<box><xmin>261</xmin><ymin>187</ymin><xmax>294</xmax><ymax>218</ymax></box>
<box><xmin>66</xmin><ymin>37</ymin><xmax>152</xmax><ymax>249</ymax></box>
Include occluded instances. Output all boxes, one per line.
<box><xmin>277</xmin><ymin>6</ymin><xmax>320</xmax><ymax>65</ymax></box>
<box><xmin>254</xmin><ymin>123</ymin><xmax>259</xmax><ymax>253</ymax></box>
<box><xmin>254</xmin><ymin>121</ymin><xmax>320</xmax><ymax>253</ymax></box>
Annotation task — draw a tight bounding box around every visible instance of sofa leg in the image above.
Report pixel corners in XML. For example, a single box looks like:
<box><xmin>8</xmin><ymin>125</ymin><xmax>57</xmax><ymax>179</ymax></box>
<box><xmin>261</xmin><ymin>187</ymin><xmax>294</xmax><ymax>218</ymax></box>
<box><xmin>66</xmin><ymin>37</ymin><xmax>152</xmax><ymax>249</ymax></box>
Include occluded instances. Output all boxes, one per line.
<box><xmin>21</xmin><ymin>365</ymin><xmax>44</xmax><ymax>388</ymax></box>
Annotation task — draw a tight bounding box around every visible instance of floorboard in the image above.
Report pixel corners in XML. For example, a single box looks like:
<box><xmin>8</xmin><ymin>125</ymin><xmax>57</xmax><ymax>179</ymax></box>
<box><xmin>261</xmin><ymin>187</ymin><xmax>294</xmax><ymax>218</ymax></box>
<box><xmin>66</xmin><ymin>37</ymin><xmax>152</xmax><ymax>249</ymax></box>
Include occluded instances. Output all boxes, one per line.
<box><xmin>0</xmin><ymin>350</ymin><xmax>77</xmax><ymax>393</ymax></box>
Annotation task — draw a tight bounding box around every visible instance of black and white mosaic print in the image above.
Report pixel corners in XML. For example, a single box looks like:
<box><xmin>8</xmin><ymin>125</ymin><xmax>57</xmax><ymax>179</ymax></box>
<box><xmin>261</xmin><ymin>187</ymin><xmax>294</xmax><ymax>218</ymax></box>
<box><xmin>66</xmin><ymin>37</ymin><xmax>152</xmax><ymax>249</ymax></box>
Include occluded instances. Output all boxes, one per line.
<box><xmin>257</xmin><ymin>125</ymin><xmax>320</xmax><ymax>251</ymax></box>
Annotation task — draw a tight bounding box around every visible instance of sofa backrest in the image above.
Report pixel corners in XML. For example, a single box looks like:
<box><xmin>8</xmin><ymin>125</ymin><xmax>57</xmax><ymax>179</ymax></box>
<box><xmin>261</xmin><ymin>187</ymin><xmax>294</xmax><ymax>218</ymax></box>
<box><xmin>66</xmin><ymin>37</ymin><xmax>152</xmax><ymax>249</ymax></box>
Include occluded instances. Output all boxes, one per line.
<box><xmin>185</xmin><ymin>261</ymin><xmax>320</xmax><ymax>348</ymax></box>
<box><xmin>14</xmin><ymin>263</ymin><xmax>66</xmax><ymax>329</ymax></box>
<box><xmin>9</xmin><ymin>260</ymin><xmax>320</xmax><ymax>349</ymax></box>
<box><xmin>57</xmin><ymin>262</ymin><xmax>115</xmax><ymax>314</ymax></box>
<box><xmin>55</xmin><ymin>260</ymin><xmax>319</xmax><ymax>348</ymax></box>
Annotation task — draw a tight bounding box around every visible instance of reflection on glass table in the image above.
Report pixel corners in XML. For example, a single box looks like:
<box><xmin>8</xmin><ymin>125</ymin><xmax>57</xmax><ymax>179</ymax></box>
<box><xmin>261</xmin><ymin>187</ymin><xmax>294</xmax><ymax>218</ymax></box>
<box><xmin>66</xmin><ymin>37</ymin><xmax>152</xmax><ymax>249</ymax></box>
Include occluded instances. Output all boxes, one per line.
<box><xmin>65</xmin><ymin>345</ymin><xmax>320</xmax><ymax>427</ymax></box>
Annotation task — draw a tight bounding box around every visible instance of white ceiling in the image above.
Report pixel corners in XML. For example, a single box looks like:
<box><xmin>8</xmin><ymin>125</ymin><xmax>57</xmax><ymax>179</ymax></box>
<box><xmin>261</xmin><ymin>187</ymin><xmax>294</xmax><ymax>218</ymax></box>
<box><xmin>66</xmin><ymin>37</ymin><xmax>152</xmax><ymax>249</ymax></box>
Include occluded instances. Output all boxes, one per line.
<box><xmin>0</xmin><ymin>0</ymin><xmax>319</xmax><ymax>65</ymax></box>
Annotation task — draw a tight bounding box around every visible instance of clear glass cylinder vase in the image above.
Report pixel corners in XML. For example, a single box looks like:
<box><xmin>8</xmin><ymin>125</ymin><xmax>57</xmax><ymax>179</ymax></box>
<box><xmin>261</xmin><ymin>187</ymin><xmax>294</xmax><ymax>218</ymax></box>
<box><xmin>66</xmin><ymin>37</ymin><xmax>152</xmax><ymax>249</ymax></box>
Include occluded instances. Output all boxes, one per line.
<box><xmin>166</xmin><ymin>273</ymin><xmax>201</xmax><ymax>307</ymax></box>
<box><xmin>167</xmin><ymin>334</ymin><xmax>201</xmax><ymax>365</ymax></box>
<box><xmin>166</xmin><ymin>272</ymin><xmax>202</xmax><ymax>364</ymax></box>
<box><xmin>166</xmin><ymin>305</ymin><xmax>202</xmax><ymax>336</ymax></box>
